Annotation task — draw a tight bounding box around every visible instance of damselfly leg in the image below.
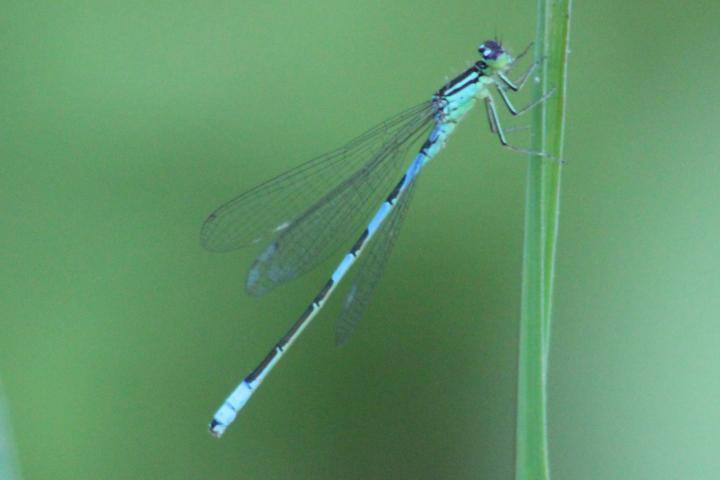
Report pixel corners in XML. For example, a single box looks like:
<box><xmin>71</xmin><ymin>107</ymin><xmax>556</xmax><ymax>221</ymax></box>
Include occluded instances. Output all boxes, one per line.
<box><xmin>483</xmin><ymin>52</ymin><xmax>555</xmax><ymax>158</ymax></box>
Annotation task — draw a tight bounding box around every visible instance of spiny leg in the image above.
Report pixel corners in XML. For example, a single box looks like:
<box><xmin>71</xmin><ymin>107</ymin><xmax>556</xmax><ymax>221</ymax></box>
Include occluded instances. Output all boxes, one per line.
<box><xmin>505</xmin><ymin>124</ymin><xmax>530</xmax><ymax>134</ymax></box>
<box><xmin>513</xmin><ymin>41</ymin><xmax>534</xmax><ymax>63</ymax></box>
<box><xmin>496</xmin><ymin>84</ymin><xmax>555</xmax><ymax>116</ymax></box>
<box><xmin>485</xmin><ymin>97</ymin><xmax>498</xmax><ymax>133</ymax></box>
<box><xmin>498</xmin><ymin>61</ymin><xmax>536</xmax><ymax>92</ymax></box>
<box><xmin>499</xmin><ymin>52</ymin><xmax>548</xmax><ymax>92</ymax></box>
<box><xmin>483</xmin><ymin>96</ymin><xmax>552</xmax><ymax>158</ymax></box>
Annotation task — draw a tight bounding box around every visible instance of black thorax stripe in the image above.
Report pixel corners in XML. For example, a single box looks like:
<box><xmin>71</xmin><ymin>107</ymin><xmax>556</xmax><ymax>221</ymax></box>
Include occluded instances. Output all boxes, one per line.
<box><xmin>438</xmin><ymin>64</ymin><xmax>484</xmax><ymax>97</ymax></box>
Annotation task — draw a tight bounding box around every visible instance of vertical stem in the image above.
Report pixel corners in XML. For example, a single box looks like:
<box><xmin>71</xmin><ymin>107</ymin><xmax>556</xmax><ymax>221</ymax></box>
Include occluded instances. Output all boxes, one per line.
<box><xmin>0</xmin><ymin>380</ymin><xmax>22</xmax><ymax>480</ymax></box>
<box><xmin>515</xmin><ymin>1</ymin><xmax>572</xmax><ymax>480</ymax></box>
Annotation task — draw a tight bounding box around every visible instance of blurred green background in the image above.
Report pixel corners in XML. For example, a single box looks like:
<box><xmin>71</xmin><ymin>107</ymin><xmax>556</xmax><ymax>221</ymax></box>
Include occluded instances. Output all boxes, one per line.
<box><xmin>2</xmin><ymin>1</ymin><xmax>719</xmax><ymax>479</ymax></box>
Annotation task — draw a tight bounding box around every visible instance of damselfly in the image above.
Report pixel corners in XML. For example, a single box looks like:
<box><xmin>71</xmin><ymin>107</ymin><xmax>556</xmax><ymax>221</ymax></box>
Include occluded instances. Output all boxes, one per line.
<box><xmin>204</xmin><ymin>40</ymin><xmax>550</xmax><ymax>437</ymax></box>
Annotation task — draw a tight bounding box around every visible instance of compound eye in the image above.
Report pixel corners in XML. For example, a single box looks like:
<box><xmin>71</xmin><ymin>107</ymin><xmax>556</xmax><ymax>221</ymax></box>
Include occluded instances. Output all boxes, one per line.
<box><xmin>478</xmin><ymin>40</ymin><xmax>503</xmax><ymax>60</ymax></box>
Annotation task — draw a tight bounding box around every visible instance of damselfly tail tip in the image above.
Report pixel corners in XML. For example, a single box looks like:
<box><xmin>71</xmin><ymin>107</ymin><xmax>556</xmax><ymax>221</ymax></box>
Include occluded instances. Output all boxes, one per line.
<box><xmin>208</xmin><ymin>380</ymin><xmax>254</xmax><ymax>437</ymax></box>
<box><xmin>209</xmin><ymin>419</ymin><xmax>226</xmax><ymax>438</ymax></box>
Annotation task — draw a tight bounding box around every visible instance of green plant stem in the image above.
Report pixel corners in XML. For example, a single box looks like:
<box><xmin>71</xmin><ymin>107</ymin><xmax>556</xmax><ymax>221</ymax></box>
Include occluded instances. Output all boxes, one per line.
<box><xmin>515</xmin><ymin>1</ymin><xmax>571</xmax><ymax>480</ymax></box>
<box><xmin>0</xmin><ymin>380</ymin><xmax>21</xmax><ymax>480</ymax></box>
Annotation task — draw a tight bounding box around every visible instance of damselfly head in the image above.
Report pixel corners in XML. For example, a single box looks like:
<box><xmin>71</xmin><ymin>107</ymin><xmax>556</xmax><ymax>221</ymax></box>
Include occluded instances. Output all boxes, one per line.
<box><xmin>478</xmin><ymin>39</ymin><xmax>513</xmax><ymax>72</ymax></box>
<box><xmin>478</xmin><ymin>40</ymin><xmax>504</xmax><ymax>60</ymax></box>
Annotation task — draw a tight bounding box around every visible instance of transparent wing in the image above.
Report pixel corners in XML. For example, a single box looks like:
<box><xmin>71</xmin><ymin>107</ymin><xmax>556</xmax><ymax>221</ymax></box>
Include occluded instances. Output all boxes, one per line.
<box><xmin>240</xmin><ymin>105</ymin><xmax>435</xmax><ymax>296</ymax></box>
<box><xmin>335</xmin><ymin>177</ymin><xmax>419</xmax><ymax>347</ymax></box>
<box><xmin>200</xmin><ymin>101</ymin><xmax>434</xmax><ymax>253</ymax></box>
